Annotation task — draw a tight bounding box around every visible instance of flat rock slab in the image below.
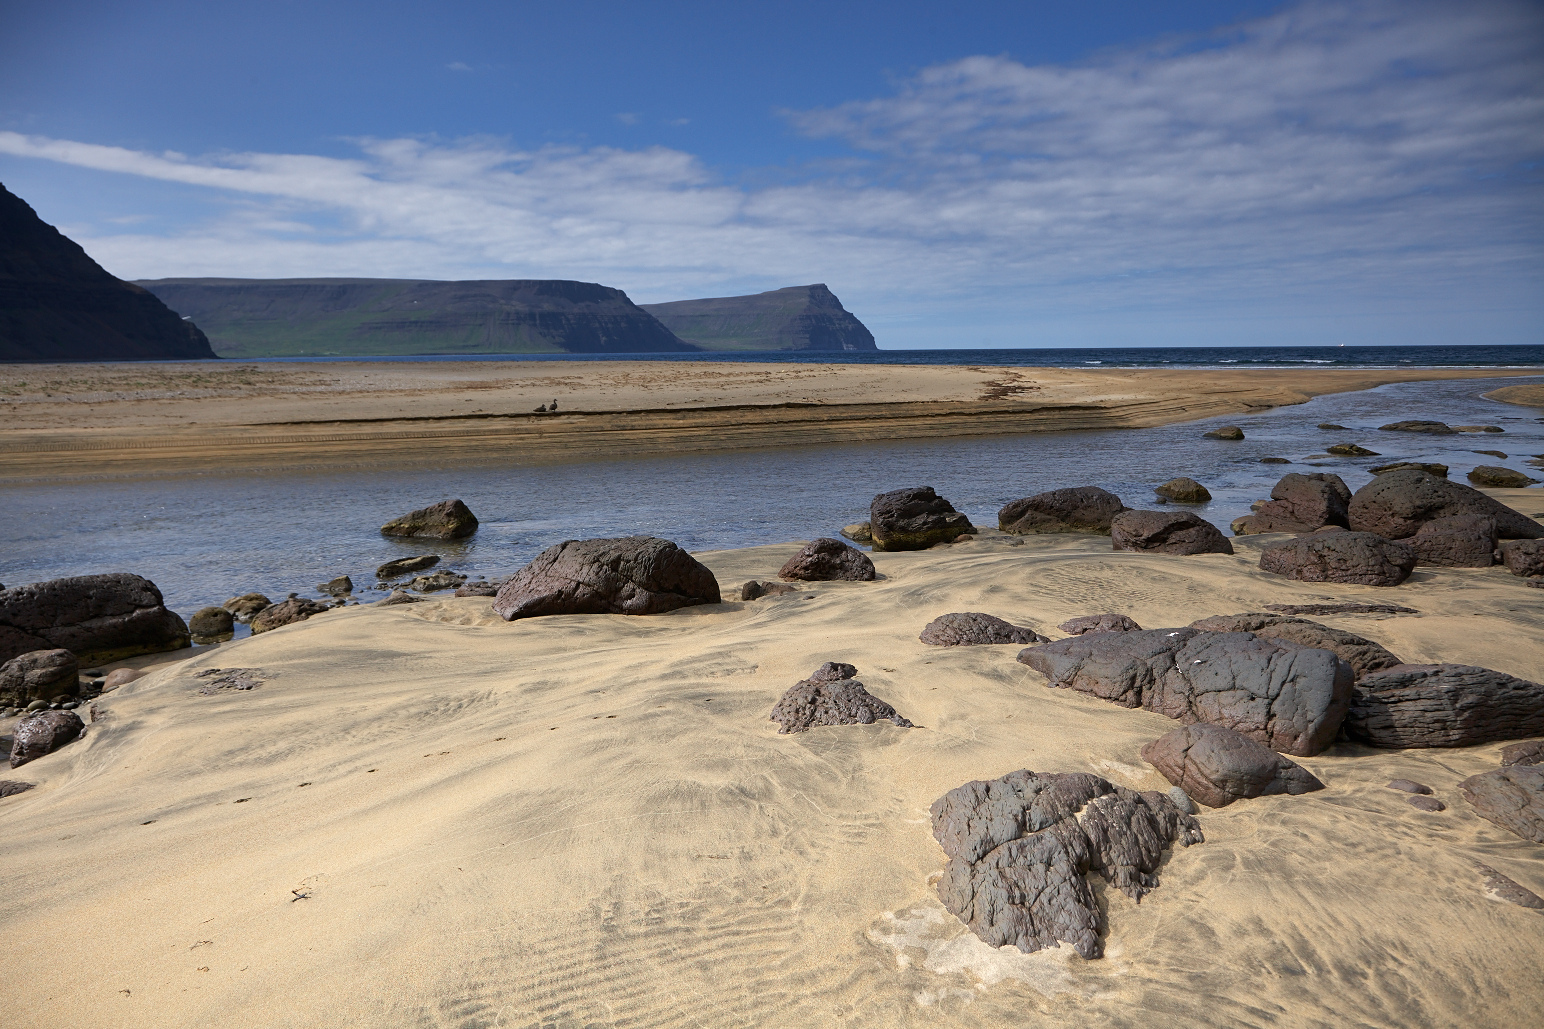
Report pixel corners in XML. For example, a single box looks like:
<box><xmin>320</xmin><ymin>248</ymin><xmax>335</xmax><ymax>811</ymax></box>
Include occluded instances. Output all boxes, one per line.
<box><xmin>1141</xmin><ymin>723</ymin><xmax>1324</xmax><ymax>808</ymax></box>
<box><xmin>1348</xmin><ymin>468</ymin><xmax>1544</xmax><ymax>540</ymax></box>
<box><xmin>9</xmin><ymin>709</ymin><xmax>85</xmax><ymax>768</ymax></box>
<box><xmin>1058</xmin><ymin>613</ymin><xmax>1143</xmax><ymax>635</ymax></box>
<box><xmin>1476</xmin><ymin>864</ymin><xmax>1544</xmax><ymax>909</ymax></box>
<box><xmin>998</xmin><ymin>486</ymin><xmax>1126</xmax><ymax>535</ymax></box>
<box><xmin>376</xmin><ymin>555</ymin><xmax>440</xmax><ymax>579</ymax></box>
<box><xmin>1501</xmin><ymin>740</ymin><xmax>1544</xmax><ymax>767</ymax></box>
<box><xmin>1371</xmin><ymin>461</ymin><xmax>1449</xmax><ymax>477</ymax></box>
<box><xmin>777</xmin><ymin>538</ymin><xmax>875</xmax><ymax>582</ymax></box>
<box><xmin>1386</xmin><ymin>779</ymin><xmax>1433</xmax><ymax>795</ymax></box>
<box><xmin>1188</xmin><ymin>612</ymin><xmax>1402</xmax><ymax>679</ymax></box>
<box><xmin>1379</xmin><ymin>421</ymin><xmax>1456</xmax><ymax>434</ymax></box>
<box><xmin>1259</xmin><ymin>532</ymin><xmax>1416</xmax><ymax>586</ymax></box>
<box><xmin>0</xmin><ymin>648</ymin><xmax>79</xmax><ymax>707</ymax></box>
<box><xmin>251</xmin><ymin>597</ymin><xmax>331</xmax><ymax>634</ymax></box>
<box><xmin>0</xmin><ymin>779</ymin><xmax>36</xmax><ymax>797</ymax></box>
<box><xmin>1018</xmin><ymin>628</ymin><xmax>1352</xmax><ymax>756</ymax></box>
<box><xmin>919</xmin><ymin>612</ymin><xmax>1047</xmax><ymax>646</ymax></box>
<box><xmin>1459</xmin><ymin>766</ymin><xmax>1544</xmax><ymax>844</ymax></box>
<box><xmin>930</xmin><ymin>769</ymin><xmax>1203</xmax><ymax>958</ymax></box>
<box><xmin>194</xmin><ymin>668</ymin><xmax>268</xmax><ymax>694</ymax></box>
<box><xmin>869</xmin><ymin>486</ymin><xmax>973</xmax><ymax>551</ymax></box>
<box><xmin>0</xmin><ymin>573</ymin><xmax>190</xmax><ymax>665</ymax></box>
<box><xmin>1406</xmin><ymin>795</ymin><xmax>1445</xmax><ymax>812</ymax></box>
<box><xmin>1346</xmin><ymin>664</ymin><xmax>1544</xmax><ymax>748</ymax></box>
<box><xmin>1263</xmin><ymin>602</ymin><xmax>1418</xmax><ymax>615</ymax></box>
<box><xmin>1111</xmin><ymin>510</ymin><xmax>1233</xmax><ymax>555</ymax></box>
<box><xmin>380</xmin><ymin>499</ymin><xmax>479</xmax><ymax>539</ymax></box>
<box><xmin>769</xmin><ymin>663</ymin><xmax>912</xmax><ymax>733</ymax></box>
<box><xmin>493</xmin><ymin>536</ymin><xmax>721</xmax><ymax>620</ymax></box>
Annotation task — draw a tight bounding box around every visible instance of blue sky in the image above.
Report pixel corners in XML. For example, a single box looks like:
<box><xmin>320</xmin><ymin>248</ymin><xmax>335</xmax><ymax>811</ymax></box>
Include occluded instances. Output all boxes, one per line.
<box><xmin>1</xmin><ymin>0</ymin><xmax>1540</xmax><ymax>348</ymax></box>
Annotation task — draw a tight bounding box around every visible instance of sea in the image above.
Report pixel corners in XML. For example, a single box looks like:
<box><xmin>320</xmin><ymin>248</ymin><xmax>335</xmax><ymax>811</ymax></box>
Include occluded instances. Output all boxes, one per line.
<box><xmin>2</xmin><ymin>345</ymin><xmax>1541</xmax><ymax>640</ymax></box>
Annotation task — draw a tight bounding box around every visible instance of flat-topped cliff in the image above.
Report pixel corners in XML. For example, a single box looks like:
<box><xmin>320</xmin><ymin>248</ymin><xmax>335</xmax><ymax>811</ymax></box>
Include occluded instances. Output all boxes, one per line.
<box><xmin>136</xmin><ymin>278</ymin><xmax>696</xmax><ymax>357</ymax></box>
<box><xmin>0</xmin><ymin>184</ymin><xmax>216</xmax><ymax>362</ymax></box>
<box><xmin>640</xmin><ymin>284</ymin><xmax>876</xmax><ymax>351</ymax></box>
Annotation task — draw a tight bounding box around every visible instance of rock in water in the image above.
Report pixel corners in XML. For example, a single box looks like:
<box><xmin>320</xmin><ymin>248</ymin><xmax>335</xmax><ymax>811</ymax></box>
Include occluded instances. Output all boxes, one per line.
<box><xmin>1345</xmin><ymin>664</ymin><xmax>1544</xmax><ymax>748</ymax></box>
<box><xmin>639</xmin><ymin>284</ymin><xmax>877</xmax><ymax>351</ymax></box>
<box><xmin>0</xmin><ymin>183</ymin><xmax>217</xmax><ymax>361</ymax></box>
<box><xmin>453</xmin><ymin>580</ymin><xmax>501</xmax><ymax>598</ymax></box>
<box><xmin>1018</xmin><ymin>628</ymin><xmax>1352</xmax><ymax>756</ymax></box>
<box><xmin>998</xmin><ymin>486</ymin><xmax>1126</xmax><ymax>534</ymax></box>
<box><xmin>1111</xmin><ymin>510</ymin><xmax>1234</xmax><ymax>555</ymax></box>
<box><xmin>1468</xmin><ymin>466</ymin><xmax>1540</xmax><ymax>488</ymax></box>
<box><xmin>1370</xmin><ymin>461</ymin><xmax>1450</xmax><ymax>478</ymax></box>
<box><xmin>221</xmin><ymin>593</ymin><xmax>272</xmax><ymax>622</ymax></box>
<box><xmin>1155</xmin><ymin>478</ymin><xmax>1211</xmax><ymax>503</ymax></box>
<box><xmin>1188</xmin><ymin>613</ymin><xmax>1402</xmax><ymax>679</ymax></box>
<box><xmin>380</xmin><ymin>499</ymin><xmax>479</xmax><ymax>539</ymax></box>
<box><xmin>1243</xmin><ymin>473</ymin><xmax>1353</xmax><ymax>533</ymax></box>
<box><xmin>408</xmin><ymin>571</ymin><xmax>467</xmax><ymax>592</ymax></box>
<box><xmin>318</xmin><ymin>575</ymin><xmax>354</xmax><ymax>597</ymax></box>
<box><xmin>769</xmin><ymin>663</ymin><xmax>912</xmax><ymax>733</ymax></box>
<box><xmin>0</xmin><ymin>649</ymin><xmax>78</xmax><ymax>707</ymax></box>
<box><xmin>777</xmin><ymin>538</ymin><xmax>876</xmax><ymax>582</ymax></box>
<box><xmin>839</xmin><ymin>522</ymin><xmax>872</xmax><ymax>544</ymax></box>
<box><xmin>1326</xmin><ymin>443</ymin><xmax>1379</xmax><ymax>457</ymax></box>
<box><xmin>9</xmin><ymin>709</ymin><xmax>85</xmax><ymax>768</ymax></box>
<box><xmin>1409</xmin><ymin>515</ymin><xmax>1496</xmax><ymax>567</ymax></box>
<box><xmin>919</xmin><ymin>612</ymin><xmax>1047</xmax><ymax>646</ymax></box>
<box><xmin>1475</xmin><ymin>864</ymin><xmax>1544</xmax><ymax>909</ymax></box>
<box><xmin>1347</xmin><ymin>468</ymin><xmax>1543</xmax><ymax>540</ymax></box>
<box><xmin>1258</xmin><ymin>532</ymin><xmax>1416</xmax><ymax>586</ymax></box>
<box><xmin>1379</xmin><ymin>420</ymin><xmax>1456</xmax><ymax>434</ymax></box>
<box><xmin>929</xmin><ymin>769</ymin><xmax>1202</xmax><ymax>958</ymax></box>
<box><xmin>0</xmin><ymin>573</ymin><xmax>190</xmax><ymax>665</ymax></box>
<box><xmin>1203</xmin><ymin>426</ymin><xmax>1245</xmax><ymax>440</ymax></box>
<box><xmin>188</xmin><ymin>606</ymin><xmax>236</xmax><ymax>642</ymax></box>
<box><xmin>1501</xmin><ymin>740</ymin><xmax>1544</xmax><ymax>767</ymax></box>
<box><xmin>376</xmin><ymin>555</ymin><xmax>441</xmax><ymax>579</ymax></box>
<box><xmin>1458</xmin><ymin>766</ymin><xmax>1544</xmax><ymax>844</ymax></box>
<box><xmin>1499</xmin><ymin>540</ymin><xmax>1544</xmax><ymax>578</ymax></box>
<box><xmin>493</xmin><ymin>536</ymin><xmax>720</xmax><ymax>620</ymax></box>
<box><xmin>1058</xmin><ymin>613</ymin><xmax>1143</xmax><ymax>635</ymax></box>
<box><xmin>249</xmin><ymin>597</ymin><xmax>330</xmax><ymax>634</ymax></box>
<box><xmin>869</xmin><ymin>487</ymin><xmax>973</xmax><ymax>551</ymax></box>
<box><xmin>1141</xmin><ymin>723</ymin><xmax>1324</xmax><ymax>808</ymax></box>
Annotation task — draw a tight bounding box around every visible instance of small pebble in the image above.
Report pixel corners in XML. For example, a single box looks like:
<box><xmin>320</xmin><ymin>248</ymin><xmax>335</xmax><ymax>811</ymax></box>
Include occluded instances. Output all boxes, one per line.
<box><xmin>61</xmin><ymin>700</ymin><xmax>79</xmax><ymax>710</ymax></box>
<box><xmin>1406</xmin><ymin>795</ymin><xmax>1445</xmax><ymax>812</ymax></box>
<box><xmin>1386</xmin><ymin>778</ymin><xmax>1433</xmax><ymax>795</ymax></box>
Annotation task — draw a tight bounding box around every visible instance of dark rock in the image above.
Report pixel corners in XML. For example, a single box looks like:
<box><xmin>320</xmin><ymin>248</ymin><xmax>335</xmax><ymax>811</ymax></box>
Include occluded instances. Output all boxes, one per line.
<box><xmin>769</xmin><ymin>663</ymin><xmax>912</xmax><ymax>733</ymax></box>
<box><xmin>0</xmin><ymin>573</ymin><xmax>190</xmax><ymax>665</ymax></box>
<box><xmin>1458</xmin><ymin>766</ymin><xmax>1544</xmax><ymax>844</ymax></box>
<box><xmin>1058</xmin><ymin>613</ymin><xmax>1143</xmax><ymax>635</ymax></box>
<box><xmin>1260</xmin><ymin>457</ymin><xmax>1291</xmax><ymax>464</ymax></box>
<box><xmin>1243</xmin><ymin>472</ymin><xmax>1353</xmax><ymax>533</ymax></box>
<box><xmin>1406</xmin><ymin>795</ymin><xmax>1445</xmax><ymax>811</ymax></box>
<box><xmin>1018</xmin><ymin>628</ymin><xmax>1352</xmax><ymax>756</ymax></box>
<box><xmin>0</xmin><ymin>649</ymin><xmax>78</xmax><ymax>707</ymax></box>
<box><xmin>1346</xmin><ymin>664</ymin><xmax>1544</xmax><ymax>748</ymax></box>
<box><xmin>1188</xmin><ymin>612</ymin><xmax>1401</xmax><ymax>679</ymax></box>
<box><xmin>1379</xmin><ymin>420</ymin><xmax>1456</xmax><ymax>434</ymax></box>
<box><xmin>998</xmin><ymin>486</ymin><xmax>1127</xmax><ymax>535</ymax></box>
<box><xmin>1409</xmin><ymin>514</ymin><xmax>1496</xmax><ymax>567</ymax></box>
<box><xmin>1386</xmin><ymin>779</ymin><xmax>1432</xmax><ymax>794</ymax></box>
<box><xmin>188</xmin><ymin>606</ymin><xmax>236</xmax><ymax>642</ymax></box>
<box><xmin>1258</xmin><ymin>531</ymin><xmax>1416</xmax><ymax>586</ymax></box>
<box><xmin>249</xmin><ymin>597</ymin><xmax>330</xmax><ymax>634</ymax></box>
<box><xmin>1456</xmin><ymin>425</ymin><xmax>1506</xmax><ymax>434</ymax></box>
<box><xmin>221</xmin><ymin>593</ymin><xmax>272</xmax><ymax>622</ymax></box>
<box><xmin>640</xmin><ymin>284</ymin><xmax>877</xmax><ymax>351</ymax></box>
<box><xmin>1263</xmin><ymin>602</ymin><xmax>1418</xmax><ymax>615</ymax></box>
<box><xmin>1141</xmin><ymin>722</ymin><xmax>1324</xmax><ymax>808</ymax></box>
<box><xmin>1318</xmin><ymin>423</ymin><xmax>1349</xmax><ymax>430</ymax></box>
<box><xmin>381</xmin><ymin>499</ymin><xmax>479</xmax><ymax>539</ymax></box>
<box><xmin>929</xmin><ymin>769</ymin><xmax>1202</xmax><ymax>958</ymax></box>
<box><xmin>318</xmin><ymin>575</ymin><xmax>354</xmax><ymax>597</ymax></box>
<box><xmin>1326</xmin><ymin>443</ymin><xmax>1379</xmax><ymax>457</ymax></box>
<box><xmin>1501</xmin><ymin>740</ymin><xmax>1544</xmax><ymax>767</ymax></box>
<box><xmin>740</xmin><ymin>580</ymin><xmax>799</xmax><ymax>601</ymax></box>
<box><xmin>1476</xmin><ymin>864</ymin><xmax>1544</xmax><ymax>909</ymax></box>
<box><xmin>493</xmin><ymin>536</ymin><xmax>720</xmax><ymax>620</ymax></box>
<box><xmin>778</xmin><ymin>538</ymin><xmax>876</xmax><ymax>582</ymax></box>
<box><xmin>1203</xmin><ymin>426</ymin><xmax>1244</xmax><ymax>440</ymax></box>
<box><xmin>840</xmin><ymin>522</ymin><xmax>872</xmax><ymax>544</ymax></box>
<box><xmin>1370</xmin><ymin>461</ymin><xmax>1449</xmax><ymax>477</ymax></box>
<box><xmin>1155</xmin><ymin>478</ymin><xmax>1211</xmax><ymax>503</ymax></box>
<box><xmin>9</xmin><ymin>709</ymin><xmax>85</xmax><ymax>768</ymax></box>
<box><xmin>453</xmin><ymin>580</ymin><xmax>501</xmax><ymax>598</ymax></box>
<box><xmin>0</xmin><ymin>780</ymin><xmax>35</xmax><ymax>797</ymax></box>
<box><xmin>376</xmin><ymin>555</ymin><xmax>440</xmax><ymax>579</ymax></box>
<box><xmin>1468</xmin><ymin>466</ymin><xmax>1540</xmax><ymax>488</ymax></box>
<box><xmin>101</xmin><ymin>667</ymin><xmax>144</xmax><ymax>691</ymax></box>
<box><xmin>378</xmin><ymin>590</ymin><xmax>421</xmax><ymax>606</ymax></box>
<box><xmin>1111</xmin><ymin>510</ymin><xmax>1233</xmax><ymax>555</ymax></box>
<box><xmin>408</xmin><ymin>570</ymin><xmax>467</xmax><ymax>592</ymax></box>
<box><xmin>869</xmin><ymin>487</ymin><xmax>973</xmax><ymax>551</ymax></box>
<box><xmin>1348</xmin><ymin>468</ymin><xmax>1544</xmax><ymax>539</ymax></box>
<box><xmin>1473</xmin><ymin>450</ymin><xmax>1509</xmax><ymax>459</ymax></box>
<box><xmin>919</xmin><ymin>612</ymin><xmax>1048</xmax><ymax>647</ymax></box>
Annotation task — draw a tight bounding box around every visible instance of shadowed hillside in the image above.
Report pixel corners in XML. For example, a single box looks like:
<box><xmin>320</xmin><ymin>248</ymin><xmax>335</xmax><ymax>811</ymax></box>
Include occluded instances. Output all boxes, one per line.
<box><xmin>640</xmin><ymin>284</ymin><xmax>876</xmax><ymax>351</ymax></box>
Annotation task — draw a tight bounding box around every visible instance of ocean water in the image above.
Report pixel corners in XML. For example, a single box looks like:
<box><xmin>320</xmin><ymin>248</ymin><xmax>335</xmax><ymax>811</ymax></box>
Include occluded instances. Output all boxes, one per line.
<box><xmin>1</xmin><ymin>374</ymin><xmax>1540</xmax><ymax>634</ymax></box>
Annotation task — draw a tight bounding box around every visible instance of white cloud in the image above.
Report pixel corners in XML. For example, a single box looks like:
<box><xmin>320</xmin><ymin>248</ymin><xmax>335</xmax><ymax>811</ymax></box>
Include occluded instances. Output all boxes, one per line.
<box><xmin>0</xmin><ymin>0</ymin><xmax>1539</xmax><ymax>343</ymax></box>
<box><xmin>446</xmin><ymin>62</ymin><xmax>473</xmax><ymax>73</ymax></box>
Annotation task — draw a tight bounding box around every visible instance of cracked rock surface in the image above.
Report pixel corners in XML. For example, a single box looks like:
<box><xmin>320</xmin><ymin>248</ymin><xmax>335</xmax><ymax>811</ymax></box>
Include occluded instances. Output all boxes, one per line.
<box><xmin>1058</xmin><ymin>613</ymin><xmax>1142</xmax><ymax>635</ymax></box>
<box><xmin>769</xmin><ymin>663</ymin><xmax>912</xmax><ymax>734</ymax></box>
<box><xmin>930</xmin><ymin>769</ymin><xmax>1203</xmax><ymax>958</ymax></box>
<box><xmin>1459</xmin><ymin>766</ymin><xmax>1544</xmax><ymax>844</ymax></box>
<box><xmin>1188</xmin><ymin>612</ymin><xmax>1402</xmax><ymax>679</ymax></box>
<box><xmin>1346</xmin><ymin>664</ymin><xmax>1544</xmax><ymax>748</ymax></box>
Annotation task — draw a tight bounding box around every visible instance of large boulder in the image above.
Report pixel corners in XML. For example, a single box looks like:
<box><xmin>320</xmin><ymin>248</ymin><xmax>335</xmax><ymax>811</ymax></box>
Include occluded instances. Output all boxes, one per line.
<box><xmin>1141</xmin><ymin>723</ymin><xmax>1325</xmax><ymax>808</ymax></box>
<box><xmin>998</xmin><ymin>486</ymin><xmax>1126</xmax><ymax>535</ymax></box>
<box><xmin>1242</xmin><ymin>473</ymin><xmax>1352</xmax><ymax>534</ymax></box>
<box><xmin>380</xmin><ymin>499</ymin><xmax>479</xmax><ymax>540</ymax></box>
<box><xmin>1500</xmin><ymin>540</ymin><xmax>1544</xmax><ymax>578</ymax></box>
<box><xmin>869</xmin><ymin>487</ymin><xmax>973</xmax><ymax>551</ymax></box>
<box><xmin>1345</xmin><ymin>664</ymin><xmax>1544</xmax><ymax>748</ymax></box>
<box><xmin>249</xmin><ymin>596</ymin><xmax>330</xmax><ymax>634</ymax></box>
<box><xmin>1409</xmin><ymin>514</ymin><xmax>1496</xmax><ymax>567</ymax></box>
<box><xmin>1468</xmin><ymin>466</ymin><xmax>1540</xmax><ymax>488</ymax></box>
<box><xmin>1347</xmin><ymin>468</ymin><xmax>1543</xmax><ymax>540</ymax></box>
<box><xmin>1018</xmin><ymin>628</ymin><xmax>1352</xmax><ymax>756</ymax></box>
<box><xmin>1058</xmin><ymin>613</ymin><xmax>1143</xmax><ymax>635</ymax></box>
<box><xmin>1155</xmin><ymin>478</ymin><xmax>1211</xmax><ymax>503</ymax></box>
<box><xmin>1111</xmin><ymin>510</ymin><xmax>1233</xmax><ymax>555</ymax></box>
<box><xmin>1188</xmin><ymin>613</ymin><xmax>1401</xmax><ymax>679</ymax></box>
<box><xmin>1458</xmin><ymin>766</ymin><xmax>1544</xmax><ymax>845</ymax></box>
<box><xmin>0</xmin><ymin>573</ymin><xmax>190</xmax><ymax>665</ymax></box>
<box><xmin>1258</xmin><ymin>532</ymin><xmax>1416</xmax><ymax>586</ymax></box>
<box><xmin>493</xmin><ymin>536</ymin><xmax>720</xmax><ymax>620</ymax></box>
<box><xmin>919</xmin><ymin>612</ymin><xmax>1047</xmax><ymax>646</ymax></box>
<box><xmin>0</xmin><ymin>649</ymin><xmax>79</xmax><ymax>708</ymax></box>
<box><xmin>930</xmin><ymin>769</ymin><xmax>1202</xmax><ymax>959</ymax></box>
<box><xmin>769</xmin><ymin>662</ymin><xmax>912</xmax><ymax>733</ymax></box>
<box><xmin>777</xmin><ymin>538</ymin><xmax>876</xmax><ymax>582</ymax></box>
<box><xmin>1379</xmin><ymin>420</ymin><xmax>1456</xmax><ymax>434</ymax></box>
<box><xmin>188</xmin><ymin>606</ymin><xmax>236</xmax><ymax>642</ymax></box>
<box><xmin>9</xmin><ymin>709</ymin><xmax>85</xmax><ymax>769</ymax></box>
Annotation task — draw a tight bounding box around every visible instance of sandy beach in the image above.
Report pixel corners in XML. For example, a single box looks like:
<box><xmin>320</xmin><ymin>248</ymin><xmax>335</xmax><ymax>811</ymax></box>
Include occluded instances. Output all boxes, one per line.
<box><xmin>2</xmin><ymin>361</ymin><xmax>1538</xmax><ymax>481</ymax></box>
<box><xmin>4</xmin><ymin>492</ymin><xmax>1543</xmax><ymax>1028</ymax></box>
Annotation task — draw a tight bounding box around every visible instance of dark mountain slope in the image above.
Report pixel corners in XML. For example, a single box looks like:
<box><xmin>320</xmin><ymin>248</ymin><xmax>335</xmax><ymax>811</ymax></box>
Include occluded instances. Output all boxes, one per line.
<box><xmin>640</xmin><ymin>284</ymin><xmax>876</xmax><ymax>351</ymax></box>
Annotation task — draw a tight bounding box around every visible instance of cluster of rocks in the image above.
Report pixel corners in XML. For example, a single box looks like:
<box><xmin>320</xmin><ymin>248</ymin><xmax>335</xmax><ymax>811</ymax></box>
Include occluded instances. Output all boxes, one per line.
<box><xmin>993</xmin><ymin>484</ymin><xmax>1236</xmax><ymax>556</ymax></box>
<box><xmin>2</xmin><ymin>573</ymin><xmax>189</xmax><ymax>665</ymax></box>
<box><xmin>769</xmin><ymin>662</ymin><xmax>913</xmax><ymax>733</ymax></box>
